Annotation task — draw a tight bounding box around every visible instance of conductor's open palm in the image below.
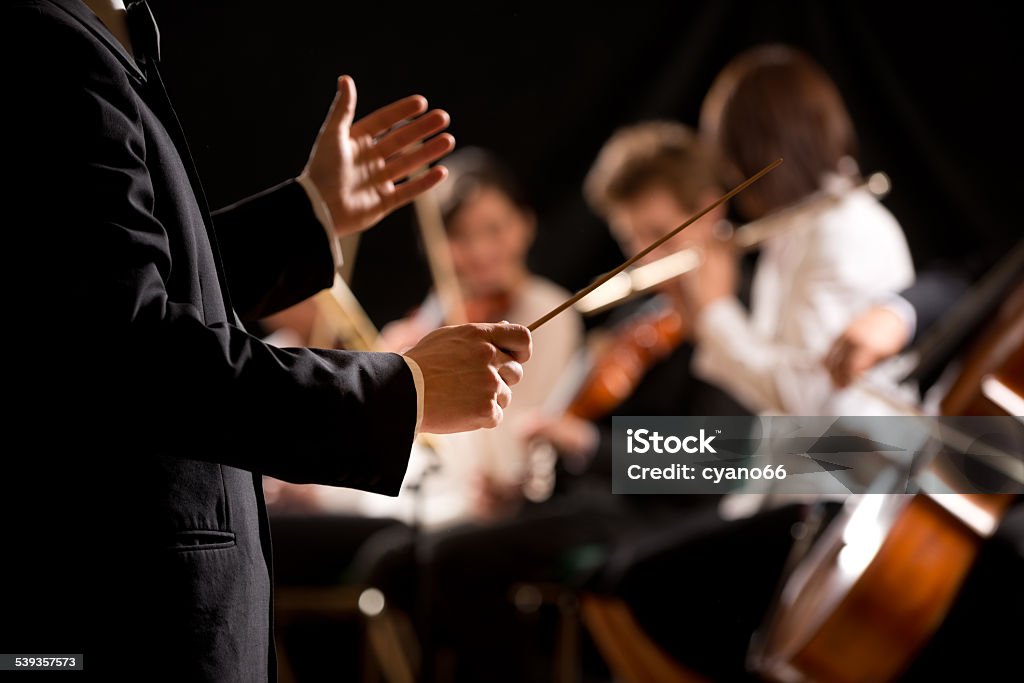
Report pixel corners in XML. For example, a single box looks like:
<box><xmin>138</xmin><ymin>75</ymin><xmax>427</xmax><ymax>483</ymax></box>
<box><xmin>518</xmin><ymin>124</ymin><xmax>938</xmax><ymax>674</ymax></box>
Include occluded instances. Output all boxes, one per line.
<box><xmin>303</xmin><ymin>76</ymin><xmax>455</xmax><ymax>236</ymax></box>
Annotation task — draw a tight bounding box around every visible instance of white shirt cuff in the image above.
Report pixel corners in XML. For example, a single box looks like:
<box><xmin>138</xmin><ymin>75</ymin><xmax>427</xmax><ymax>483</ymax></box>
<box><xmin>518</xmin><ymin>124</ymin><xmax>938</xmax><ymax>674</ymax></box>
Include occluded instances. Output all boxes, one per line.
<box><xmin>878</xmin><ymin>293</ymin><xmax>917</xmax><ymax>343</ymax></box>
<box><xmin>296</xmin><ymin>172</ymin><xmax>344</xmax><ymax>271</ymax></box>
<box><xmin>400</xmin><ymin>354</ymin><xmax>425</xmax><ymax>435</ymax></box>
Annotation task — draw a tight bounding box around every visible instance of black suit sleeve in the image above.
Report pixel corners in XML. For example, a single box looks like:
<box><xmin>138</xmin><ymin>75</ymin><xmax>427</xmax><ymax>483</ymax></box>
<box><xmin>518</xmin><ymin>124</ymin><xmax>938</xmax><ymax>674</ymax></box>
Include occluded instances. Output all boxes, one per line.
<box><xmin>212</xmin><ymin>180</ymin><xmax>337</xmax><ymax>322</ymax></box>
<box><xmin>8</xmin><ymin>7</ymin><xmax>413</xmax><ymax>494</ymax></box>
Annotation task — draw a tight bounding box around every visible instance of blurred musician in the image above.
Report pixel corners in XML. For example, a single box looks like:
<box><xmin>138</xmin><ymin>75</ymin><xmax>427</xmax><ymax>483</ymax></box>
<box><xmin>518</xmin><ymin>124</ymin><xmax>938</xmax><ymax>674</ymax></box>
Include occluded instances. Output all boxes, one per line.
<box><xmin>378</xmin><ymin>147</ymin><xmax>584</xmax><ymax>520</ymax></box>
<box><xmin>523</xmin><ymin>121</ymin><xmax>750</xmax><ymax>475</ymax></box>
<box><xmin>686</xmin><ymin>44</ymin><xmax>915</xmax><ymax>416</ymax></box>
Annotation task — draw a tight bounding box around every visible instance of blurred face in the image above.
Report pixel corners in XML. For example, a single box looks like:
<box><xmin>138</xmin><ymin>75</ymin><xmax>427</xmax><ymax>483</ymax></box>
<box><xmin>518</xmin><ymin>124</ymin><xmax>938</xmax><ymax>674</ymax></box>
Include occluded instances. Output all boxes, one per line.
<box><xmin>607</xmin><ymin>184</ymin><xmax>722</xmax><ymax>265</ymax></box>
<box><xmin>447</xmin><ymin>186</ymin><xmax>535</xmax><ymax>295</ymax></box>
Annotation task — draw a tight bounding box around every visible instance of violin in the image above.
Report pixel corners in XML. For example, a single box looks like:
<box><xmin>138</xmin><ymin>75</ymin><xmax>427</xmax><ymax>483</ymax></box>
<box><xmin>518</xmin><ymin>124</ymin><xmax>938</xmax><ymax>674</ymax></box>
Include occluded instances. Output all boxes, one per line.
<box><xmin>568</xmin><ymin>305</ymin><xmax>689</xmax><ymax>421</ymax></box>
<box><xmin>521</xmin><ymin>300</ymin><xmax>690</xmax><ymax>502</ymax></box>
<box><xmin>463</xmin><ymin>290</ymin><xmax>515</xmax><ymax>324</ymax></box>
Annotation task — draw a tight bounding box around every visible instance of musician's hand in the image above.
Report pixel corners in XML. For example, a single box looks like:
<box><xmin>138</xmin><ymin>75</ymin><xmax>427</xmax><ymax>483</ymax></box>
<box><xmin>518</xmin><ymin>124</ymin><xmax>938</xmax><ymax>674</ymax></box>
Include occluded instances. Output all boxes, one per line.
<box><xmin>405</xmin><ymin>323</ymin><xmax>532</xmax><ymax>434</ymax></box>
<box><xmin>303</xmin><ymin>75</ymin><xmax>455</xmax><ymax>236</ymax></box>
<box><xmin>825</xmin><ymin>305</ymin><xmax>911</xmax><ymax>387</ymax></box>
<box><xmin>520</xmin><ymin>413</ymin><xmax>599</xmax><ymax>468</ymax></box>
<box><xmin>680</xmin><ymin>237</ymin><xmax>737</xmax><ymax>313</ymax></box>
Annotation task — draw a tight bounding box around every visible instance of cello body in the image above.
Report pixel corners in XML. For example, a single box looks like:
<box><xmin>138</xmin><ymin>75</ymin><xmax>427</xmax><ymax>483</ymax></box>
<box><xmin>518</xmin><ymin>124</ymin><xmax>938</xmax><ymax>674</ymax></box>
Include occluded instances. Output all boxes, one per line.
<box><xmin>751</xmin><ymin>278</ymin><xmax>1023</xmax><ymax>683</ymax></box>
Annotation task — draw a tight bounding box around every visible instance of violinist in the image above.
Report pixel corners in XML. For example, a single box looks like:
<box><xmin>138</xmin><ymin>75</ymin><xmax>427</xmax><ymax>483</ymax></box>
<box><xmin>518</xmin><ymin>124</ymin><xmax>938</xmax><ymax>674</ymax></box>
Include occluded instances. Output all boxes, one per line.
<box><xmin>522</xmin><ymin>121</ymin><xmax>750</xmax><ymax>475</ymax></box>
<box><xmin>377</xmin><ymin>147</ymin><xmax>584</xmax><ymax>521</ymax></box>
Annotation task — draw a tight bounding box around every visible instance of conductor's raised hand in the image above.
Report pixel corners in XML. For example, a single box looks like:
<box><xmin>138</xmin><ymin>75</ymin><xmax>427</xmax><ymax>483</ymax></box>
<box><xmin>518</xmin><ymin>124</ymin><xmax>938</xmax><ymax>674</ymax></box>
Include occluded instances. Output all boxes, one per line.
<box><xmin>404</xmin><ymin>323</ymin><xmax>533</xmax><ymax>434</ymax></box>
<box><xmin>303</xmin><ymin>75</ymin><xmax>455</xmax><ymax>236</ymax></box>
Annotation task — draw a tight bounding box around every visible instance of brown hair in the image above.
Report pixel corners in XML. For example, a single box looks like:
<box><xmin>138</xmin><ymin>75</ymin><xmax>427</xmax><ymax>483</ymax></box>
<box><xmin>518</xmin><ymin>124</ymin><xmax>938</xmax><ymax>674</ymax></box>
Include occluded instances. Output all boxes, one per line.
<box><xmin>584</xmin><ymin>121</ymin><xmax>720</xmax><ymax>217</ymax></box>
<box><xmin>434</xmin><ymin>147</ymin><xmax>530</xmax><ymax>227</ymax></box>
<box><xmin>701</xmin><ymin>45</ymin><xmax>857</xmax><ymax>216</ymax></box>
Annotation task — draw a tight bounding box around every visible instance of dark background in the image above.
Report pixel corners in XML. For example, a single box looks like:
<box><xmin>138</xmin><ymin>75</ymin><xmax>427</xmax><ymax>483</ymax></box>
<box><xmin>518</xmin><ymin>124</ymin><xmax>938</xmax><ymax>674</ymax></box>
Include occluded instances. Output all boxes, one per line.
<box><xmin>149</xmin><ymin>0</ymin><xmax>1021</xmax><ymax>328</ymax></box>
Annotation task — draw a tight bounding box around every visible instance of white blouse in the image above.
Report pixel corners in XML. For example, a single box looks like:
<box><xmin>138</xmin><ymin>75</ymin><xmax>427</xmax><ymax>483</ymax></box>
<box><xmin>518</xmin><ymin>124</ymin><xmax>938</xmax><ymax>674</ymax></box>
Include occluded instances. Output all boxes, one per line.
<box><xmin>692</xmin><ymin>178</ymin><xmax>915</xmax><ymax>416</ymax></box>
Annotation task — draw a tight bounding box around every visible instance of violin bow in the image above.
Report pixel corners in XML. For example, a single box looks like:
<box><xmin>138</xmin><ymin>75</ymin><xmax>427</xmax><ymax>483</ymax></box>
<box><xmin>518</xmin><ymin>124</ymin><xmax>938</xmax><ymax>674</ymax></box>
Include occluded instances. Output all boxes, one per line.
<box><xmin>414</xmin><ymin>182</ymin><xmax>469</xmax><ymax>325</ymax></box>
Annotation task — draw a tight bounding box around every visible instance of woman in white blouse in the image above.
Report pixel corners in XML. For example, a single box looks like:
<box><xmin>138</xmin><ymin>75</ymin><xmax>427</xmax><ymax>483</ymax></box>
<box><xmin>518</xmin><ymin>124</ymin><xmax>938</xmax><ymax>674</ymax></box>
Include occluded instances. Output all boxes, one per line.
<box><xmin>685</xmin><ymin>45</ymin><xmax>915</xmax><ymax>416</ymax></box>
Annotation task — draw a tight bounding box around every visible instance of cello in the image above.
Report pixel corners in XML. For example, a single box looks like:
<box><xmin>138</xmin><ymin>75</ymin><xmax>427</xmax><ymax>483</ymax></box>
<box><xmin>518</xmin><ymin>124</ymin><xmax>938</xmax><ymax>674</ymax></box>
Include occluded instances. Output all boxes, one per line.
<box><xmin>749</xmin><ymin>243</ymin><xmax>1024</xmax><ymax>683</ymax></box>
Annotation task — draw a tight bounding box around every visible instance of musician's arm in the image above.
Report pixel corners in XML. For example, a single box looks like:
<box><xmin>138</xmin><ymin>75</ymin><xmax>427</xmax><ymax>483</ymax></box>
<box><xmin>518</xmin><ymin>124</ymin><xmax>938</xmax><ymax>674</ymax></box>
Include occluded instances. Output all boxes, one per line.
<box><xmin>693</xmin><ymin>204</ymin><xmax>915</xmax><ymax>414</ymax></box>
<box><xmin>691</xmin><ymin>298</ymin><xmax>810</xmax><ymax>413</ymax></box>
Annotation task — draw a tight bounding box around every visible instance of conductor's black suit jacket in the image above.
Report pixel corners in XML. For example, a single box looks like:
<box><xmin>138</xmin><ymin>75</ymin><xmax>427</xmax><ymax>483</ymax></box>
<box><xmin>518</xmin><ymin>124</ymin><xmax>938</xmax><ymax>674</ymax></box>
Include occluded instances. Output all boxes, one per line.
<box><xmin>1</xmin><ymin>1</ymin><xmax>416</xmax><ymax>680</ymax></box>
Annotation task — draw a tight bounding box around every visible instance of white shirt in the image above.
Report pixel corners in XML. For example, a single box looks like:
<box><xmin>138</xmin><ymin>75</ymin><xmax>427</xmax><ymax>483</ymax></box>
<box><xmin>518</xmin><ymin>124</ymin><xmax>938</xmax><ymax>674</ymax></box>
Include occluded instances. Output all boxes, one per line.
<box><xmin>83</xmin><ymin>0</ymin><xmax>131</xmax><ymax>54</ymax></box>
<box><xmin>702</xmin><ymin>179</ymin><xmax>916</xmax><ymax>519</ymax></box>
<box><xmin>693</xmin><ymin>177</ymin><xmax>916</xmax><ymax>416</ymax></box>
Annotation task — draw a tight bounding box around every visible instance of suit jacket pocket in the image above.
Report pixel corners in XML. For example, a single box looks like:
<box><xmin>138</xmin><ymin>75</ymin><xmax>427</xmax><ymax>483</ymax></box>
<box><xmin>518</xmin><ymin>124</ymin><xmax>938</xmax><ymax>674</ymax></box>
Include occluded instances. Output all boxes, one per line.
<box><xmin>168</xmin><ymin>529</ymin><xmax>236</xmax><ymax>552</ymax></box>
